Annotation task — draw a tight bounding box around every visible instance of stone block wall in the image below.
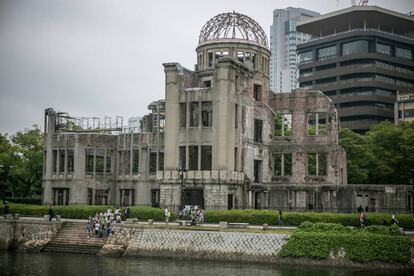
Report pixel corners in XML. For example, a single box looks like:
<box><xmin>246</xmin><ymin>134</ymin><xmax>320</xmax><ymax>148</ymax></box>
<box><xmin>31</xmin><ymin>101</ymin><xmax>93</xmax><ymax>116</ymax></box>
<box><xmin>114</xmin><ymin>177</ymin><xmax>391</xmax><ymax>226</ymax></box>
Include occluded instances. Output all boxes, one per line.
<box><xmin>0</xmin><ymin>220</ymin><xmax>63</xmax><ymax>251</ymax></box>
<box><xmin>99</xmin><ymin>224</ymin><xmax>289</xmax><ymax>263</ymax></box>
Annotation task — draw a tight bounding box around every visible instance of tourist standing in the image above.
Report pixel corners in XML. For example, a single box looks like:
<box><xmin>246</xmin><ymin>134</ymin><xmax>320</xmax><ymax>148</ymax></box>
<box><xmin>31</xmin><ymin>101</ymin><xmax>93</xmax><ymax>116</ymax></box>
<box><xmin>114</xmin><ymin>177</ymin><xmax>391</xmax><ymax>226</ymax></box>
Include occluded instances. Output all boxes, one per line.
<box><xmin>125</xmin><ymin>206</ymin><xmax>130</xmax><ymax>219</ymax></box>
<box><xmin>391</xmin><ymin>212</ymin><xmax>399</xmax><ymax>225</ymax></box>
<box><xmin>359</xmin><ymin>210</ymin><xmax>366</xmax><ymax>228</ymax></box>
<box><xmin>164</xmin><ymin>206</ymin><xmax>170</xmax><ymax>224</ymax></box>
<box><xmin>48</xmin><ymin>205</ymin><xmax>54</xmax><ymax>221</ymax></box>
<box><xmin>278</xmin><ymin>210</ymin><xmax>283</xmax><ymax>226</ymax></box>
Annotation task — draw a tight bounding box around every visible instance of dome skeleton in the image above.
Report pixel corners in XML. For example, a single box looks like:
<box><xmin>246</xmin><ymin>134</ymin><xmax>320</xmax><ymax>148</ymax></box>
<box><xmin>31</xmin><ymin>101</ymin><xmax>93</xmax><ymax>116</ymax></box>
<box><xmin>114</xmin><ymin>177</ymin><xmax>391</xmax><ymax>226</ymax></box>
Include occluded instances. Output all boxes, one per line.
<box><xmin>199</xmin><ymin>11</ymin><xmax>268</xmax><ymax>47</ymax></box>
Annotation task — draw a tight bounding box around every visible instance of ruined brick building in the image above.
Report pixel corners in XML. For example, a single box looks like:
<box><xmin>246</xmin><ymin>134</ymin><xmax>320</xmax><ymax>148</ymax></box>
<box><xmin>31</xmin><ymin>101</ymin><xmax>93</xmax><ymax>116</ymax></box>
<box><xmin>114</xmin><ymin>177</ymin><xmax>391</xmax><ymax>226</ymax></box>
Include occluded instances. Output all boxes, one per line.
<box><xmin>42</xmin><ymin>12</ymin><xmax>413</xmax><ymax>213</ymax></box>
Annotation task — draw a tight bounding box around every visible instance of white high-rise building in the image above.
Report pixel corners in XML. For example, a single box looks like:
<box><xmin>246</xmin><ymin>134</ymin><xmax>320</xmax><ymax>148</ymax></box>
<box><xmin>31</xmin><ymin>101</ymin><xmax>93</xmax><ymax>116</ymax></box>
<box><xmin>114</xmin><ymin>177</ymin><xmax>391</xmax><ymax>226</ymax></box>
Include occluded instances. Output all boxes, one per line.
<box><xmin>270</xmin><ymin>7</ymin><xmax>319</xmax><ymax>92</ymax></box>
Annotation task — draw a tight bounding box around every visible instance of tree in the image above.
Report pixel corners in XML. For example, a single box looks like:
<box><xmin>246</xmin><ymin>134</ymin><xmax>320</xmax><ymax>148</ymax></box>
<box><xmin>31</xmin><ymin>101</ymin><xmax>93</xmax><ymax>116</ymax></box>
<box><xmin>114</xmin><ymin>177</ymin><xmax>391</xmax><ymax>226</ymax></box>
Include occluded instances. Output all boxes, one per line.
<box><xmin>340</xmin><ymin>121</ymin><xmax>414</xmax><ymax>184</ymax></box>
<box><xmin>9</xmin><ymin>126</ymin><xmax>43</xmax><ymax>197</ymax></box>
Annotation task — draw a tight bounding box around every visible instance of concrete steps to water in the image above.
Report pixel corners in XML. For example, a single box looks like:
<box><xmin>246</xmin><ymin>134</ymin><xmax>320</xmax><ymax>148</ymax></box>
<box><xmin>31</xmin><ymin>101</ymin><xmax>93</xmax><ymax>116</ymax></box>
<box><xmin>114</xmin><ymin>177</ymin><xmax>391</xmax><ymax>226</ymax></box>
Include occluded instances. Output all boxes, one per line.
<box><xmin>43</xmin><ymin>222</ymin><xmax>107</xmax><ymax>255</ymax></box>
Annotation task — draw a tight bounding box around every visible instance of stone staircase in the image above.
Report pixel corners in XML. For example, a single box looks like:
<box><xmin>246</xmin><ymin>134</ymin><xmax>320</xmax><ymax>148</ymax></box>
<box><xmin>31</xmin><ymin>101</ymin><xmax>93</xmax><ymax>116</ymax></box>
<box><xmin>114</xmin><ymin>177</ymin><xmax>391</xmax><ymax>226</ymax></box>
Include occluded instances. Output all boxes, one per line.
<box><xmin>43</xmin><ymin>222</ymin><xmax>107</xmax><ymax>254</ymax></box>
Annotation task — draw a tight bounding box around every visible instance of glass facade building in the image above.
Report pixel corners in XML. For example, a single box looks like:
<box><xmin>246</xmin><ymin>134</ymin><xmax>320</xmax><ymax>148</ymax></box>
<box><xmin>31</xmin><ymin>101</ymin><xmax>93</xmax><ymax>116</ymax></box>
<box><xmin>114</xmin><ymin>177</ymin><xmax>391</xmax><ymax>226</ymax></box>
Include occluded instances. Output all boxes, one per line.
<box><xmin>270</xmin><ymin>7</ymin><xmax>319</xmax><ymax>92</ymax></box>
<box><xmin>297</xmin><ymin>6</ymin><xmax>414</xmax><ymax>132</ymax></box>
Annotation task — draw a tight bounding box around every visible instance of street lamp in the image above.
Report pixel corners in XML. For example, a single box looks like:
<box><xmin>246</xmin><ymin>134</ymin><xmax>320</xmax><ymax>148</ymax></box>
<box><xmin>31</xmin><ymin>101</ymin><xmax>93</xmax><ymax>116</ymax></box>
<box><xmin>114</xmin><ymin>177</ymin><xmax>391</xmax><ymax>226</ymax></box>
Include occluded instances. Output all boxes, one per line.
<box><xmin>176</xmin><ymin>166</ymin><xmax>187</xmax><ymax>211</ymax></box>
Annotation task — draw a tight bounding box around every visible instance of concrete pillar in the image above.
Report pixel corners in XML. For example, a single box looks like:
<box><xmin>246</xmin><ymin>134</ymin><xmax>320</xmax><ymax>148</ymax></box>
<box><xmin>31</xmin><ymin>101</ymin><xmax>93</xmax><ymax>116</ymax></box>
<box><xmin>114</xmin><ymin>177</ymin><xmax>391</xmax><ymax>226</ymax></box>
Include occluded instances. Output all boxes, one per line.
<box><xmin>43</xmin><ymin>108</ymin><xmax>56</xmax><ymax>205</ymax></box>
<box><xmin>212</xmin><ymin>62</ymin><xmax>235</xmax><ymax>171</ymax></box>
<box><xmin>164</xmin><ymin>64</ymin><xmax>181</xmax><ymax>171</ymax></box>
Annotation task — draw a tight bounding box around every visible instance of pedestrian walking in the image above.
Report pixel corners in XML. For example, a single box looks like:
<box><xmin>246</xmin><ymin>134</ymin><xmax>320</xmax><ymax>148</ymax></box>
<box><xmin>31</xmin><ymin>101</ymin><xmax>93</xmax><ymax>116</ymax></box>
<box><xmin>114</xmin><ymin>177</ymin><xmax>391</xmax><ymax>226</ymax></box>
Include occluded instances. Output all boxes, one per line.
<box><xmin>124</xmin><ymin>206</ymin><xmax>130</xmax><ymax>219</ymax></box>
<box><xmin>391</xmin><ymin>212</ymin><xmax>399</xmax><ymax>225</ymax></box>
<box><xmin>48</xmin><ymin>205</ymin><xmax>54</xmax><ymax>221</ymax></box>
<box><xmin>359</xmin><ymin>210</ymin><xmax>366</xmax><ymax>228</ymax></box>
<box><xmin>164</xmin><ymin>206</ymin><xmax>170</xmax><ymax>224</ymax></box>
<box><xmin>278</xmin><ymin>210</ymin><xmax>283</xmax><ymax>226</ymax></box>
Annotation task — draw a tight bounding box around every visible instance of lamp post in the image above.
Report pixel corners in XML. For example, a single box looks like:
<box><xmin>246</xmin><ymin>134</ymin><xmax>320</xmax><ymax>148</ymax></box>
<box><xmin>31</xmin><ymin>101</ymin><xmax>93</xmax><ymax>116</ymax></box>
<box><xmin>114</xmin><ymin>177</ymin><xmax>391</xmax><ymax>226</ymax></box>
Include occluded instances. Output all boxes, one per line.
<box><xmin>177</xmin><ymin>166</ymin><xmax>187</xmax><ymax>210</ymax></box>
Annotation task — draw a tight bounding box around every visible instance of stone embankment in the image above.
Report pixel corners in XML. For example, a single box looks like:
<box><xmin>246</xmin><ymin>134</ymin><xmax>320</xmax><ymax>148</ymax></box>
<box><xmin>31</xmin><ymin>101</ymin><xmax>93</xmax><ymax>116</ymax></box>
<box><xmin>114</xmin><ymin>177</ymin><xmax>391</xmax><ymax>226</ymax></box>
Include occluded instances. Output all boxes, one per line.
<box><xmin>0</xmin><ymin>219</ymin><xmax>62</xmax><ymax>251</ymax></box>
<box><xmin>99</xmin><ymin>224</ymin><xmax>289</xmax><ymax>263</ymax></box>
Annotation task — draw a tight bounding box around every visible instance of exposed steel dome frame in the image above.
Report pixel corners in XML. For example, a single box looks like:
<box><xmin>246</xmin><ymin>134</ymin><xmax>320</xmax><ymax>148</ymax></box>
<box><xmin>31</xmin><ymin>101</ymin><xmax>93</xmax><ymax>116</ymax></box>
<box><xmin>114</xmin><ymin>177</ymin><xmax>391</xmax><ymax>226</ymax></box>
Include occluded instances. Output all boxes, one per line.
<box><xmin>199</xmin><ymin>11</ymin><xmax>268</xmax><ymax>47</ymax></box>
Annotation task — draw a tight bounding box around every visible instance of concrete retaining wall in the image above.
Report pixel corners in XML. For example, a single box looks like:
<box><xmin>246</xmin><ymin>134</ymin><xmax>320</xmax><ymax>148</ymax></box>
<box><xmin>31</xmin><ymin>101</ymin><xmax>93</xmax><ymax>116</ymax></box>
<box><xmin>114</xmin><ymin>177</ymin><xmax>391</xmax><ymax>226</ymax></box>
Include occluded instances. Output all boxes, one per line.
<box><xmin>0</xmin><ymin>220</ymin><xmax>63</xmax><ymax>251</ymax></box>
<box><xmin>99</xmin><ymin>224</ymin><xmax>289</xmax><ymax>263</ymax></box>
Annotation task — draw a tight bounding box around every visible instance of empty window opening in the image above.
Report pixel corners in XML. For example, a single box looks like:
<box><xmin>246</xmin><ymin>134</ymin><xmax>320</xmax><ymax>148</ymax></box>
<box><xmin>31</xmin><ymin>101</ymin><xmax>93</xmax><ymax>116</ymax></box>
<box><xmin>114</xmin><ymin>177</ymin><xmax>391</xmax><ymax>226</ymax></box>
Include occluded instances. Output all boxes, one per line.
<box><xmin>58</xmin><ymin>150</ymin><xmax>65</xmax><ymax>172</ymax></box>
<box><xmin>254</xmin><ymin>160</ymin><xmax>262</xmax><ymax>183</ymax></box>
<box><xmin>149</xmin><ymin>152</ymin><xmax>157</xmax><ymax>174</ymax></box>
<box><xmin>203</xmin><ymin>80</ymin><xmax>211</xmax><ymax>87</ymax></box>
<box><xmin>52</xmin><ymin>150</ymin><xmax>57</xmax><ymax>173</ymax></box>
<box><xmin>200</xmin><ymin>146</ymin><xmax>212</xmax><ymax>171</ymax></box>
<box><xmin>67</xmin><ymin>150</ymin><xmax>74</xmax><ymax>173</ymax></box>
<box><xmin>274</xmin><ymin>153</ymin><xmax>292</xmax><ymax>176</ymax></box>
<box><xmin>189</xmin><ymin>146</ymin><xmax>198</xmax><ymax>171</ymax></box>
<box><xmin>120</xmin><ymin>189</ymin><xmax>135</xmax><ymax>206</ymax></box>
<box><xmin>189</xmin><ymin>102</ymin><xmax>199</xmax><ymax>127</ymax></box>
<box><xmin>235</xmin><ymin>104</ymin><xmax>238</xmax><ymax>129</ymax></box>
<box><xmin>106</xmin><ymin>150</ymin><xmax>112</xmax><ymax>173</ymax></box>
<box><xmin>158</xmin><ymin>152</ymin><xmax>164</xmax><ymax>171</ymax></box>
<box><xmin>85</xmin><ymin>149</ymin><xmax>94</xmax><ymax>174</ymax></box>
<box><xmin>208</xmin><ymin>52</ymin><xmax>213</xmax><ymax>67</ymax></box>
<box><xmin>234</xmin><ymin>147</ymin><xmax>238</xmax><ymax>171</ymax></box>
<box><xmin>254</xmin><ymin>119</ymin><xmax>263</xmax><ymax>143</ymax></box>
<box><xmin>307</xmin><ymin>113</ymin><xmax>328</xmax><ymax>135</ymax></box>
<box><xmin>95</xmin><ymin>149</ymin><xmax>105</xmax><ymax>173</ymax></box>
<box><xmin>132</xmin><ymin>149</ymin><xmax>139</xmax><ymax>174</ymax></box>
<box><xmin>253</xmin><ymin>84</ymin><xmax>262</xmax><ymax>101</ymax></box>
<box><xmin>237</xmin><ymin>51</ymin><xmax>244</xmax><ymax>62</ymax></box>
<box><xmin>180</xmin><ymin>103</ymin><xmax>186</xmax><ymax>128</ymax></box>
<box><xmin>308</xmin><ymin>153</ymin><xmax>327</xmax><ymax>176</ymax></box>
<box><xmin>274</xmin><ymin>114</ymin><xmax>292</xmax><ymax>136</ymax></box>
<box><xmin>201</xmin><ymin>101</ymin><xmax>213</xmax><ymax>127</ymax></box>
<box><xmin>179</xmin><ymin>146</ymin><xmax>186</xmax><ymax>170</ymax></box>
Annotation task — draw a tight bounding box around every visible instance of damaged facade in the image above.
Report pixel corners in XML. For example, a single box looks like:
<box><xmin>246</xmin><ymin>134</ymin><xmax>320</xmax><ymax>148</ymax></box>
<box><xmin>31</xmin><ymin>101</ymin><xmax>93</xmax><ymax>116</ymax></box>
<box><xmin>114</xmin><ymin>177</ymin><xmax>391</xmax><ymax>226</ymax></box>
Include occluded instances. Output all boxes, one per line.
<box><xmin>42</xmin><ymin>11</ymin><xmax>413</xmax><ymax>212</ymax></box>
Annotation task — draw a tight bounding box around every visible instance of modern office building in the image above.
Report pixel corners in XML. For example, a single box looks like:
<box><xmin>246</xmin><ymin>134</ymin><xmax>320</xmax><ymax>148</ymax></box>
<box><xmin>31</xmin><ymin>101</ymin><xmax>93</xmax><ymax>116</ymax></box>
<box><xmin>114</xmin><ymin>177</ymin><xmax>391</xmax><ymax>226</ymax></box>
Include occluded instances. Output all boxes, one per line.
<box><xmin>297</xmin><ymin>6</ymin><xmax>414</xmax><ymax>132</ymax></box>
<box><xmin>395</xmin><ymin>91</ymin><xmax>414</xmax><ymax>123</ymax></box>
<box><xmin>270</xmin><ymin>7</ymin><xmax>319</xmax><ymax>92</ymax></box>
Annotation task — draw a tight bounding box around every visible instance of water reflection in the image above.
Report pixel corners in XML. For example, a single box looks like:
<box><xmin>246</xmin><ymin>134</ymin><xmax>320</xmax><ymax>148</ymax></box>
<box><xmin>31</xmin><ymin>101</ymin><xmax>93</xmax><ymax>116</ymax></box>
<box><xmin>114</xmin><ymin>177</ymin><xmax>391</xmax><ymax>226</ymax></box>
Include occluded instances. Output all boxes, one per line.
<box><xmin>0</xmin><ymin>251</ymin><xmax>411</xmax><ymax>276</ymax></box>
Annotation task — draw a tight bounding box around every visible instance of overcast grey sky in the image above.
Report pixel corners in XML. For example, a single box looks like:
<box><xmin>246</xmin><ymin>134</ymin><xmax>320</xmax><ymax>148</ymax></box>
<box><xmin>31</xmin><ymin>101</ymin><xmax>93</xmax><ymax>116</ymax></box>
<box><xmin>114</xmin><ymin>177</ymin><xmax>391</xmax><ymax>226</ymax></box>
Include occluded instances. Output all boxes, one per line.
<box><xmin>0</xmin><ymin>0</ymin><xmax>412</xmax><ymax>135</ymax></box>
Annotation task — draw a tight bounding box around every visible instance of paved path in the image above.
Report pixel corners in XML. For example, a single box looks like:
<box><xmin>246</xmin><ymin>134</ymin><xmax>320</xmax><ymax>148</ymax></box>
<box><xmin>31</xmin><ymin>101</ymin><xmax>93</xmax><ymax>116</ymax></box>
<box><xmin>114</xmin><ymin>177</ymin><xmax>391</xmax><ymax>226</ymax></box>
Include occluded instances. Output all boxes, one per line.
<box><xmin>17</xmin><ymin>216</ymin><xmax>296</xmax><ymax>230</ymax></box>
<box><xmin>16</xmin><ymin>216</ymin><xmax>414</xmax><ymax>234</ymax></box>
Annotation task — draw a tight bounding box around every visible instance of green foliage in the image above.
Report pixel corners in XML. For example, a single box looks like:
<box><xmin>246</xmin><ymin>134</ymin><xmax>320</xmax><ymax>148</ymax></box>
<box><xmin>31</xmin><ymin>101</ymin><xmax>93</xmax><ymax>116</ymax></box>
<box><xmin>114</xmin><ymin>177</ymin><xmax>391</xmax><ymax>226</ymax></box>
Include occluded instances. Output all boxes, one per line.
<box><xmin>0</xmin><ymin>126</ymin><xmax>44</xmax><ymax>198</ymax></box>
<box><xmin>280</xmin><ymin>222</ymin><xmax>411</xmax><ymax>263</ymax></box>
<box><xmin>203</xmin><ymin>209</ymin><xmax>414</xmax><ymax>229</ymax></box>
<box><xmin>339</xmin><ymin>121</ymin><xmax>414</xmax><ymax>184</ymax></box>
<box><xmin>0</xmin><ymin>203</ymin><xmax>175</xmax><ymax>221</ymax></box>
<box><xmin>5</xmin><ymin>197</ymin><xmax>41</xmax><ymax>205</ymax></box>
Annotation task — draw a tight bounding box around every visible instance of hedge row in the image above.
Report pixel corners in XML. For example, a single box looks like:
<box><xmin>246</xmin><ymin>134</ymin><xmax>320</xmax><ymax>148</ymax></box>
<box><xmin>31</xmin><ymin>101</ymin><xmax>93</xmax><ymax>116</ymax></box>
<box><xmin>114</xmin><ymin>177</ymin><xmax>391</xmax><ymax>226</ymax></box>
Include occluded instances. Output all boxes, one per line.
<box><xmin>1</xmin><ymin>204</ymin><xmax>413</xmax><ymax>229</ymax></box>
<box><xmin>0</xmin><ymin>203</ymin><xmax>175</xmax><ymax>221</ymax></box>
<box><xmin>203</xmin><ymin>209</ymin><xmax>414</xmax><ymax>229</ymax></box>
<box><xmin>279</xmin><ymin>222</ymin><xmax>411</xmax><ymax>263</ymax></box>
<box><xmin>5</xmin><ymin>197</ymin><xmax>41</xmax><ymax>205</ymax></box>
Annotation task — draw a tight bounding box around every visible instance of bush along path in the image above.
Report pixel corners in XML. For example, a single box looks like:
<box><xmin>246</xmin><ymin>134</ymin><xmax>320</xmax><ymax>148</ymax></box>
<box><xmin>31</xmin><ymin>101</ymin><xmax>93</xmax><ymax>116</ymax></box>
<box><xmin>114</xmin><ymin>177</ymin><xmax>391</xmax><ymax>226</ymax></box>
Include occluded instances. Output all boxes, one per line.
<box><xmin>279</xmin><ymin>222</ymin><xmax>412</xmax><ymax>264</ymax></box>
<box><xmin>1</xmin><ymin>204</ymin><xmax>414</xmax><ymax>229</ymax></box>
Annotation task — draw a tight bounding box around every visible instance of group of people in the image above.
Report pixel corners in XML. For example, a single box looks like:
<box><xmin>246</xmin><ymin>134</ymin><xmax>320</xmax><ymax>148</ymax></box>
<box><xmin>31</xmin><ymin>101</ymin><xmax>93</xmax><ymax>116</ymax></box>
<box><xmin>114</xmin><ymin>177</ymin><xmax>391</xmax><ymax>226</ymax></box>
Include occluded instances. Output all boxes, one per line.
<box><xmin>174</xmin><ymin>206</ymin><xmax>205</xmax><ymax>225</ymax></box>
<box><xmin>86</xmin><ymin>207</ymin><xmax>128</xmax><ymax>237</ymax></box>
<box><xmin>359</xmin><ymin>209</ymin><xmax>399</xmax><ymax>228</ymax></box>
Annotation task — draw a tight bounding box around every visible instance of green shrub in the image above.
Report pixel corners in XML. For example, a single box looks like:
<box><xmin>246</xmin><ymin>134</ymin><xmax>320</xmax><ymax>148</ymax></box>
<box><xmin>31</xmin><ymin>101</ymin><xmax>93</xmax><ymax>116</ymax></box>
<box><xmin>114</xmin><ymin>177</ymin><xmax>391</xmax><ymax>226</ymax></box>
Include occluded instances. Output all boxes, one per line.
<box><xmin>204</xmin><ymin>209</ymin><xmax>414</xmax><ymax>229</ymax></box>
<box><xmin>280</xmin><ymin>222</ymin><xmax>411</xmax><ymax>263</ymax></box>
<box><xmin>364</xmin><ymin>225</ymin><xmax>402</xmax><ymax>236</ymax></box>
<box><xmin>5</xmin><ymin>197</ymin><xmax>41</xmax><ymax>205</ymax></box>
<box><xmin>0</xmin><ymin>203</ymin><xmax>175</xmax><ymax>221</ymax></box>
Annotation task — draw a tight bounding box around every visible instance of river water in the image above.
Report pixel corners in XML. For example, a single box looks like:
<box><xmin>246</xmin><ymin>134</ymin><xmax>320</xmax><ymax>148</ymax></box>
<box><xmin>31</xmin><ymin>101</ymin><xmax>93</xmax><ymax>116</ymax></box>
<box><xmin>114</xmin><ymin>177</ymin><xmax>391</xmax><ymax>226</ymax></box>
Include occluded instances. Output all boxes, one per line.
<box><xmin>0</xmin><ymin>251</ymin><xmax>411</xmax><ymax>276</ymax></box>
